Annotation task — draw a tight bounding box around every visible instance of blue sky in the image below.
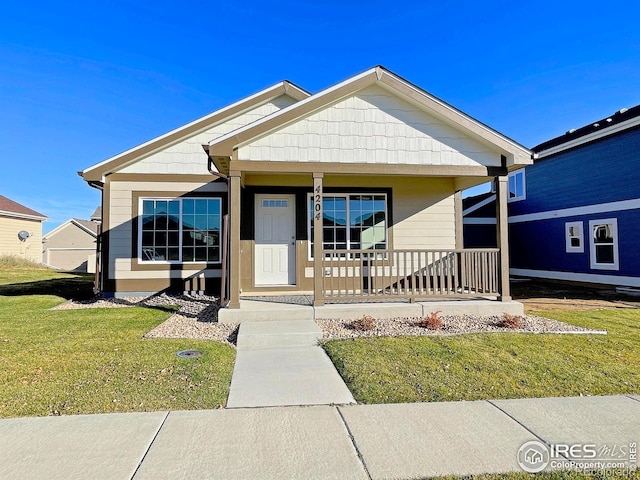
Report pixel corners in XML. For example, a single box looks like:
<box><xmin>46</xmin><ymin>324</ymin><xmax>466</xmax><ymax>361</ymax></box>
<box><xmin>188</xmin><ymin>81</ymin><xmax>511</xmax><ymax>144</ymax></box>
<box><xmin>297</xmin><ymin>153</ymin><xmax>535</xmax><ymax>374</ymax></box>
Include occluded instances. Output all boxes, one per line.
<box><xmin>1</xmin><ymin>0</ymin><xmax>639</xmax><ymax>232</ymax></box>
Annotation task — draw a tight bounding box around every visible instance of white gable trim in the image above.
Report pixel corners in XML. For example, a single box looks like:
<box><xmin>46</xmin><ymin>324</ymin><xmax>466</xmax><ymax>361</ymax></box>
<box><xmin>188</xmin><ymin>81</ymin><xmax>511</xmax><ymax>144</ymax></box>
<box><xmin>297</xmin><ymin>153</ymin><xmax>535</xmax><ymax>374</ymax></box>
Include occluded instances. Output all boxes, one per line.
<box><xmin>463</xmin><ymin>194</ymin><xmax>496</xmax><ymax>216</ymax></box>
<box><xmin>0</xmin><ymin>210</ymin><xmax>48</xmax><ymax>222</ymax></box>
<box><xmin>536</xmin><ymin>116</ymin><xmax>640</xmax><ymax>159</ymax></box>
<box><xmin>208</xmin><ymin>66</ymin><xmax>532</xmax><ymax>168</ymax></box>
<box><xmin>44</xmin><ymin>219</ymin><xmax>97</xmax><ymax>240</ymax></box>
<box><xmin>81</xmin><ymin>82</ymin><xmax>309</xmax><ymax>181</ymax></box>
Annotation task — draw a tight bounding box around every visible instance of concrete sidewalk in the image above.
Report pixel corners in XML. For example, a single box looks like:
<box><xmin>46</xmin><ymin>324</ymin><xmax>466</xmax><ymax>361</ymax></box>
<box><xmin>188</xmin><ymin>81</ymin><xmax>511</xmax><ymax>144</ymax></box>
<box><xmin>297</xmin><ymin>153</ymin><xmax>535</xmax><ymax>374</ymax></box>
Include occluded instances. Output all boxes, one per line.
<box><xmin>226</xmin><ymin>320</ymin><xmax>355</xmax><ymax>408</ymax></box>
<box><xmin>1</xmin><ymin>395</ymin><xmax>638</xmax><ymax>480</ymax></box>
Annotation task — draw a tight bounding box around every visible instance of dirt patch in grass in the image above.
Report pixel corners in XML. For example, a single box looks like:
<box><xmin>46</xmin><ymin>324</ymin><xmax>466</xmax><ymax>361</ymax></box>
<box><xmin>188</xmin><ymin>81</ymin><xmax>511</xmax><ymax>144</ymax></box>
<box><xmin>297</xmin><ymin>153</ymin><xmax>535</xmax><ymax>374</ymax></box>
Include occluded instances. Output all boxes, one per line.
<box><xmin>512</xmin><ymin>279</ymin><xmax>640</xmax><ymax>311</ymax></box>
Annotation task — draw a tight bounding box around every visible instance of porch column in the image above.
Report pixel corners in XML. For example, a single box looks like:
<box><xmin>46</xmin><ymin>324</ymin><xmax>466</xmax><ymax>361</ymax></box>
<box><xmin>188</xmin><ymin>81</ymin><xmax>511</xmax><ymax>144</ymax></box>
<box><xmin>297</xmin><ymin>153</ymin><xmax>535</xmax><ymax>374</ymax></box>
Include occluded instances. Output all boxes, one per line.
<box><xmin>495</xmin><ymin>175</ymin><xmax>511</xmax><ymax>301</ymax></box>
<box><xmin>228</xmin><ymin>173</ymin><xmax>241</xmax><ymax>309</ymax></box>
<box><xmin>454</xmin><ymin>190</ymin><xmax>464</xmax><ymax>250</ymax></box>
<box><xmin>313</xmin><ymin>173</ymin><xmax>324</xmax><ymax>306</ymax></box>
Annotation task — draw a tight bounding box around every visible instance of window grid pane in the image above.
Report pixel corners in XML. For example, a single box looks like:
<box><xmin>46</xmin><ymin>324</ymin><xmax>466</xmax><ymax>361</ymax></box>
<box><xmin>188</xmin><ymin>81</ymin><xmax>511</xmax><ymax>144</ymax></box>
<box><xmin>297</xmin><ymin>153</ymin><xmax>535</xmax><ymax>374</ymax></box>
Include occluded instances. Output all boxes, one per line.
<box><xmin>142</xmin><ymin>198</ymin><xmax>221</xmax><ymax>263</ymax></box>
<box><xmin>309</xmin><ymin>193</ymin><xmax>387</xmax><ymax>258</ymax></box>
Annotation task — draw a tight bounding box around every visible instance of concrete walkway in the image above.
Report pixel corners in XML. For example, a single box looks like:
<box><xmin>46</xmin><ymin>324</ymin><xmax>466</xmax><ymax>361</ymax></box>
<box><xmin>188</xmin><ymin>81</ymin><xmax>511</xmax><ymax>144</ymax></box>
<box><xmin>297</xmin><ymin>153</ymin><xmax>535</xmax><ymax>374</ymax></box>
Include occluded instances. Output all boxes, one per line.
<box><xmin>218</xmin><ymin>298</ymin><xmax>526</xmax><ymax>323</ymax></box>
<box><xmin>226</xmin><ymin>319</ymin><xmax>356</xmax><ymax>408</ymax></box>
<box><xmin>1</xmin><ymin>395</ymin><xmax>638</xmax><ymax>479</ymax></box>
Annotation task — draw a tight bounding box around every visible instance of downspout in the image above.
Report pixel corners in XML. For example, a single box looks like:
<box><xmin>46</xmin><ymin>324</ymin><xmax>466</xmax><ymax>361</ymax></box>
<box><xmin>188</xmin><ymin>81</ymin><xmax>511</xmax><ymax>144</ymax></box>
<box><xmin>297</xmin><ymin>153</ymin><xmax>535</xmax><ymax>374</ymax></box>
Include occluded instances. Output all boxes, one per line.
<box><xmin>203</xmin><ymin>147</ymin><xmax>231</xmax><ymax>308</ymax></box>
<box><xmin>77</xmin><ymin>173</ymin><xmax>104</xmax><ymax>295</ymax></box>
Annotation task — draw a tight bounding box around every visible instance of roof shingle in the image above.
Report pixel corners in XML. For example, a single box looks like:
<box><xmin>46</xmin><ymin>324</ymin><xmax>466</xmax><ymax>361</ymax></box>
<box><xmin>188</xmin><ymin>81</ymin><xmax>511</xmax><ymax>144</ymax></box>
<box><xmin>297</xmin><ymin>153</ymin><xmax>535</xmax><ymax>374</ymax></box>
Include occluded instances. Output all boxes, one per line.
<box><xmin>0</xmin><ymin>195</ymin><xmax>47</xmax><ymax>220</ymax></box>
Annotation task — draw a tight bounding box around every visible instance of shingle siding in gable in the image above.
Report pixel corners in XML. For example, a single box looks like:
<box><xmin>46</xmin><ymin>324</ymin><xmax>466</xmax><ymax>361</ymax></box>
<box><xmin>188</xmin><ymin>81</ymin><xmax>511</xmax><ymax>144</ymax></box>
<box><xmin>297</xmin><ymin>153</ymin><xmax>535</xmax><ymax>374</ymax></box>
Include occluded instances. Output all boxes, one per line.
<box><xmin>510</xmin><ymin>127</ymin><xmax>640</xmax><ymax>216</ymax></box>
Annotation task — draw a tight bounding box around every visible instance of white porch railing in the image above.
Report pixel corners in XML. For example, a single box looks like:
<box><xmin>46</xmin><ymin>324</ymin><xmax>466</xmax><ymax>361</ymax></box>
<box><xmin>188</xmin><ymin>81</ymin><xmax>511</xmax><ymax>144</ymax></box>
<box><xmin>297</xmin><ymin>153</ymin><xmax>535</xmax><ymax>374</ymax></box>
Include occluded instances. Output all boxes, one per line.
<box><xmin>320</xmin><ymin>248</ymin><xmax>500</xmax><ymax>302</ymax></box>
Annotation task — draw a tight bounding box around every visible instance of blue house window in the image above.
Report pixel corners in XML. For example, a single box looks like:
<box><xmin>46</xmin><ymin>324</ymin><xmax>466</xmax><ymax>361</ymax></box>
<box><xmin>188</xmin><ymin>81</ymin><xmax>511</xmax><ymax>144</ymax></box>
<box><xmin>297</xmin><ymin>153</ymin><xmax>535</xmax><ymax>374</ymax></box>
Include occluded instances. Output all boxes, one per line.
<box><xmin>565</xmin><ymin>221</ymin><xmax>584</xmax><ymax>253</ymax></box>
<box><xmin>589</xmin><ymin>218</ymin><xmax>619</xmax><ymax>270</ymax></box>
<box><xmin>508</xmin><ymin>170</ymin><xmax>526</xmax><ymax>202</ymax></box>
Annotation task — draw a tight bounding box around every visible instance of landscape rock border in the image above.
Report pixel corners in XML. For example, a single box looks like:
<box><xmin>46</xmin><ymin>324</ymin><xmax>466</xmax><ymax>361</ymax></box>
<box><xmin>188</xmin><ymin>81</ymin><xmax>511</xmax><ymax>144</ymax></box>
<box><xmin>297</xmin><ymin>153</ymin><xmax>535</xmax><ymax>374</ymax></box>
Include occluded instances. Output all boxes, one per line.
<box><xmin>52</xmin><ymin>294</ymin><xmax>604</xmax><ymax>345</ymax></box>
<box><xmin>317</xmin><ymin>314</ymin><xmax>605</xmax><ymax>341</ymax></box>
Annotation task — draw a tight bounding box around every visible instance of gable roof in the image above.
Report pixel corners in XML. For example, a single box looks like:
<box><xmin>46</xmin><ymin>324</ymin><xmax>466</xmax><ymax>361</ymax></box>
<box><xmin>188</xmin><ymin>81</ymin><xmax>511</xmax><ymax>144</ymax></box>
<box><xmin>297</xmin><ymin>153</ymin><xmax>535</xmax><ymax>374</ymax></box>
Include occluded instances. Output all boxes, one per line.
<box><xmin>0</xmin><ymin>195</ymin><xmax>47</xmax><ymax>221</ymax></box>
<box><xmin>207</xmin><ymin>66</ymin><xmax>532</xmax><ymax>173</ymax></box>
<box><xmin>90</xmin><ymin>206</ymin><xmax>102</xmax><ymax>222</ymax></box>
<box><xmin>462</xmin><ymin>192</ymin><xmax>496</xmax><ymax>217</ymax></box>
<box><xmin>43</xmin><ymin>218</ymin><xmax>98</xmax><ymax>240</ymax></box>
<box><xmin>533</xmin><ymin>104</ymin><xmax>640</xmax><ymax>159</ymax></box>
<box><xmin>80</xmin><ymin>81</ymin><xmax>310</xmax><ymax>183</ymax></box>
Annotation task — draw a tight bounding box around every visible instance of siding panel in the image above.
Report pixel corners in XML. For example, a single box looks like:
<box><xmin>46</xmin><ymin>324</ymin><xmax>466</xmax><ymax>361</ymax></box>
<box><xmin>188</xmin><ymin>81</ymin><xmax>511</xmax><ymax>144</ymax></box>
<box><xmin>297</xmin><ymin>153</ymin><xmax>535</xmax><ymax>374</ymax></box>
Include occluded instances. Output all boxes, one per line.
<box><xmin>239</xmin><ymin>86</ymin><xmax>501</xmax><ymax>167</ymax></box>
<box><xmin>0</xmin><ymin>216</ymin><xmax>43</xmax><ymax>263</ymax></box>
<box><xmin>118</xmin><ymin>96</ymin><xmax>297</xmax><ymax>175</ymax></box>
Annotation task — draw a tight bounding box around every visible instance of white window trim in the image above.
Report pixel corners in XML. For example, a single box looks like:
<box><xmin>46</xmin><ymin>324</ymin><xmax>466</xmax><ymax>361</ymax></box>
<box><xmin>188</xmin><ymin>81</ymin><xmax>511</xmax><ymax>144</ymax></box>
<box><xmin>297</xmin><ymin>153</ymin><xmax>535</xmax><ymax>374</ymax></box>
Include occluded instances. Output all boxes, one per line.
<box><xmin>565</xmin><ymin>221</ymin><xmax>584</xmax><ymax>253</ymax></box>
<box><xmin>588</xmin><ymin>218</ymin><xmax>619</xmax><ymax>270</ymax></box>
<box><xmin>507</xmin><ymin>169</ymin><xmax>526</xmax><ymax>203</ymax></box>
<box><xmin>307</xmin><ymin>192</ymin><xmax>388</xmax><ymax>260</ymax></box>
<box><xmin>138</xmin><ymin>197</ymin><xmax>222</xmax><ymax>265</ymax></box>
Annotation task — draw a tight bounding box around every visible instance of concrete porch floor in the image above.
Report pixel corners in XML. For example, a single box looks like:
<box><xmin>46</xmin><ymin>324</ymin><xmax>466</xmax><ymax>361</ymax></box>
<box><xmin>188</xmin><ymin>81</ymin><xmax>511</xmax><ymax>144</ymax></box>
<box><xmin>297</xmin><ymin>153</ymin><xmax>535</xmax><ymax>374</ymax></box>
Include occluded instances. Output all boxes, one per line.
<box><xmin>218</xmin><ymin>297</ymin><xmax>524</xmax><ymax>323</ymax></box>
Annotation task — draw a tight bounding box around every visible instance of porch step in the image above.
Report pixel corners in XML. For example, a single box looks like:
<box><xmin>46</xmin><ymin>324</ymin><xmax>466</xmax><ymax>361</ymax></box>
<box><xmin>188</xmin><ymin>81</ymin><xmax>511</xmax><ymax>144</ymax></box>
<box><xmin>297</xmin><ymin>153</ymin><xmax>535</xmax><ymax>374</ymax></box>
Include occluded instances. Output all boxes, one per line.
<box><xmin>314</xmin><ymin>300</ymin><xmax>523</xmax><ymax>319</ymax></box>
<box><xmin>314</xmin><ymin>302</ymin><xmax>423</xmax><ymax>321</ymax></box>
<box><xmin>237</xmin><ymin>320</ymin><xmax>322</xmax><ymax>350</ymax></box>
<box><xmin>218</xmin><ymin>300</ymin><xmax>314</xmax><ymax>324</ymax></box>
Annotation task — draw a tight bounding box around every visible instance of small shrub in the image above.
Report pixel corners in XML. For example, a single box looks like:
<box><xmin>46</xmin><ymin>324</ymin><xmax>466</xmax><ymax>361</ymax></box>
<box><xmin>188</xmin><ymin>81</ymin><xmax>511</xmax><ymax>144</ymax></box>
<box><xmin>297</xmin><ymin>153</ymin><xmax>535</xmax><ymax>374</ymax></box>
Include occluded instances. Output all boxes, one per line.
<box><xmin>350</xmin><ymin>315</ymin><xmax>376</xmax><ymax>331</ymax></box>
<box><xmin>496</xmin><ymin>313</ymin><xmax>524</xmax><ymax>329</ymax></box>
<box><xmin>417</xmin><ymin>310</ymin><xmax>443</xmax><ymax>330</ymax></box>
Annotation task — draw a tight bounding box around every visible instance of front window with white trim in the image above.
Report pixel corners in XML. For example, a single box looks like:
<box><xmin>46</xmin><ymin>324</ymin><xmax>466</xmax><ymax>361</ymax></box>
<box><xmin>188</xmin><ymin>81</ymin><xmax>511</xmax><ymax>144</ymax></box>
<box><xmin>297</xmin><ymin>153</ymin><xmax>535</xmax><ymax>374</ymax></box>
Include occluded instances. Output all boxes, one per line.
<box><xmin>565</xmin><ymin>221</ymin><xmax>584</xmax><ymax>253</ymax></box>
<box><xmin>589</xmin><ymin>218</ymin><xmax>619</xmax><ymax>270</ymax></box>
<box><xmin>139</xmin><ymin>198</ymin><xmax>221</xmax><ymax>263</ymax></box>
<box><xmin>308</xmin><ymin>193</ymin><xmax>387</xmax><ymax>258</ymax></box>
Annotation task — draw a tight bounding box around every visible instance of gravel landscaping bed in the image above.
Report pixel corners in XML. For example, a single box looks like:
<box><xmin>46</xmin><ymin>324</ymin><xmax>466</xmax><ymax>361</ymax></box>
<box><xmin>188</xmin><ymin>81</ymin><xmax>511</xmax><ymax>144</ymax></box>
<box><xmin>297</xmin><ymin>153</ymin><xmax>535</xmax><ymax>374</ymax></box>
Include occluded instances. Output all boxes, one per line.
<box><xmin>52</xmin><ymin>293</ymin><xmax>239</xmax><ymax>346</ymax></box>
<box><xmin>53</xmin><ymin>295</ymin><xmax>603</xmax><ymax>344</ymax></box>
<box><xmin>317</xmin><ymin>314</ymin><xmax>602</xmax><ymax>340</ymax></box>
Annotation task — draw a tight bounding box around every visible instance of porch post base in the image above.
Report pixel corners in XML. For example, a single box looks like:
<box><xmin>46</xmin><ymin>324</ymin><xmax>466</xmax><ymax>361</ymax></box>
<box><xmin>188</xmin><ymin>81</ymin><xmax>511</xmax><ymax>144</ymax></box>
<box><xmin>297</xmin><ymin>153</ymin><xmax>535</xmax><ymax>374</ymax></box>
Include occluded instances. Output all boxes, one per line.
<box><xmin>498</xmin><ymin>295</ymin><xmax>512</xmax><ymax>302</ymax></box>
<box><xmin>313</xmin><ymin>299</ymin><xmax>325</xmax><ymax>307</ymax></box>
<box><xmin>227</xmin><ymin>300</ymin><xmax>241</xmax><ymax>309</ymax></box>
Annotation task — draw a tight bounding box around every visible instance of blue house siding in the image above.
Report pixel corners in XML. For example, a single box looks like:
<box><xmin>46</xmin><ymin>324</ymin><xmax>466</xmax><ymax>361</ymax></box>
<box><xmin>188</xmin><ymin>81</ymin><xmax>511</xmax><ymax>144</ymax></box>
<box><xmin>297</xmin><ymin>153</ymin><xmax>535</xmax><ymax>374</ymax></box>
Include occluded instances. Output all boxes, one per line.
<box><xmin>510</xmin><ymin>209</ymin><xmax>640</xmax><ymax>285</ymax></box>
<box><xmin>510</xmin><ymin>126</ymin><xmax>640</xmax><ymax>217</ymax></box>
<box><xmin>463</xmin><ymin>111</ymin><xmax>640</xmax><ymax>286</ymax></box>
<box><xmin>463</xmin><ymin>224</ymin><xmax>496</xmax><ymax>248</ymax></box>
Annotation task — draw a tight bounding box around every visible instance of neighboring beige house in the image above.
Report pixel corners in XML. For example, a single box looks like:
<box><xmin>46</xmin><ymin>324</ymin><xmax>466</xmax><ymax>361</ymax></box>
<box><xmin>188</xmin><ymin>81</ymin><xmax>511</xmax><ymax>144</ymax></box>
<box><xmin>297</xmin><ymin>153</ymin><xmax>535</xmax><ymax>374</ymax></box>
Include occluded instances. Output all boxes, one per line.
<box><xmin>43</xmin><ymin>218</ymin><xmax>99</xmax><ymax>272</ymax></box>
<box><xmin>80</xmin><ymin>66</ymin><xmax>532</xmax><ymax>313</ymax></box>
<box><xmin>0</xmin><ymin>195</ymin><xmax>47</xmax><ymax>263</ymax></box>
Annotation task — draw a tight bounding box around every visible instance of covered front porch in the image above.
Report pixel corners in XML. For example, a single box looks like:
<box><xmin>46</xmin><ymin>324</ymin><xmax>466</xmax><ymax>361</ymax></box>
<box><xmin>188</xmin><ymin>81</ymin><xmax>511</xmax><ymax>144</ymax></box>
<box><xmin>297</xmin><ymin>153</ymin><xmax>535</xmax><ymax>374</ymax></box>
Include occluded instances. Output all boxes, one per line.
<box><xmin>215</xmin><ymin>169</ymin><xmax>521</xmax><ymax>323</ymax></box>
<box><xmin>205</xmin><ymin>66</ymin><xmax>531</xmax><ymax>320</ymax></box>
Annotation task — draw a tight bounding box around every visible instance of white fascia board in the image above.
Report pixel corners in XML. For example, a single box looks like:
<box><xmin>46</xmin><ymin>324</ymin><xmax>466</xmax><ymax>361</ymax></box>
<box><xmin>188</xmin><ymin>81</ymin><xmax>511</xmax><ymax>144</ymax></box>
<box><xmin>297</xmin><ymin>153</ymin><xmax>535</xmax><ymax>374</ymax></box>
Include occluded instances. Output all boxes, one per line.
<box><xmin>536</xmin><ymin>116</ymin><xmax>640</xmax><ymax>159</ymax></box>
<box><xmin>463</xmin><ymin>194</ymin><xmax>496</xmax><ymax>216</ymax></box>
<box><xmin>509</xmin><ymin>197</ymin><xmax>640</xmax><ymax>224</ymax></box>
<box><xmin>82</xmin><ymin>82</ymin><xmax>301</xmax><ymax>176</ymax></box>
<box><xmin>379</xmin><ymin>71</ymin><xmax>532</xmax><ymax>162</ymax></box>
<box><xmin>510</xmin><ymin>268</ymin><xmax>640</xmax><ymax>288</ymax></box>
<box><xmin>0</xmin><ymin>210</ymin><xmax>48</xmax><ymax>222</ymax></box>
<box><xmin>463</xmin><ymin>218</ymin><xmax>497</xmax><ymax>225</ymax></box>
<box><xmin>44</xmin><ymin>219</ymin><xmax>97</xmax><ymax>240</ymax></box>
<box><xmin>208</xmin><ymin>68</ymin><xmax>377</xmax><ymax>149</ymax></box>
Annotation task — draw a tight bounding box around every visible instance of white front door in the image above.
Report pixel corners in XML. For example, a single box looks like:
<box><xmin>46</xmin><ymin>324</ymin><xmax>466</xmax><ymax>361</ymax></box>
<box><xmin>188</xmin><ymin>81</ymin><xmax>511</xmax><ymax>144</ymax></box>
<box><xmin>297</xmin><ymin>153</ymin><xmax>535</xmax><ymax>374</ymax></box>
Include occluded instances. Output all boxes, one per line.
<box><xmin>255</xmin><ymin>194</ymin><xmax>296</xmax><ymax>285</ymax></box>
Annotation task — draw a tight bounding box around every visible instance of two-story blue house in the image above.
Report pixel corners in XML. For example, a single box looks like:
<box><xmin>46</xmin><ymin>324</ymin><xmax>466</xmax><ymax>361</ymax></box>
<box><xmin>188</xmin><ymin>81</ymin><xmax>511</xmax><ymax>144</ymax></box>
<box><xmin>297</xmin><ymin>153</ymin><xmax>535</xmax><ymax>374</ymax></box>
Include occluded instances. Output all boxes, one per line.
<box><xmin>464</xmin><ymin>104</ymin><xmax>640</xmax><ymax>288</ymax></box>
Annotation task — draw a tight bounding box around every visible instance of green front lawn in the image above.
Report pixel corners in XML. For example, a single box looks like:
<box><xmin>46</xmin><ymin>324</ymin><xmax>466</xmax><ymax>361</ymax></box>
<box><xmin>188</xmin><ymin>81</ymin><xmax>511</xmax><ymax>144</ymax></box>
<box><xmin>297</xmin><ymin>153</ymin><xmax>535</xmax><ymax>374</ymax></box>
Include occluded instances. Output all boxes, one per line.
<box><xmin>0</xmin><ymin>266</ymin><xmax>235</xmax><ymax>418</ymax></box>
<box><xmin>323</xmin><ymin>309</ymin><xmax>640</xmax><ymax>404</ymax></box>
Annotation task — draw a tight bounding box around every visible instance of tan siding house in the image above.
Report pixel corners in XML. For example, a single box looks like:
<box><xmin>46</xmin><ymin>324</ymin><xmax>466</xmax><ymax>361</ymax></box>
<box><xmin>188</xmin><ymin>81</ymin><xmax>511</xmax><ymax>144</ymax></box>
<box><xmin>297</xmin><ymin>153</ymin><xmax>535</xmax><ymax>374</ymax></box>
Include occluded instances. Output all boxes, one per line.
<box><xmin>0</xmin><ymin>195</ymin><xmax>47</xmax><ymax>263</ymax></box>
<box><xmin>43</xmin><ymin>219</ymin><xmax>98</xmax><ymax>271</ymax></box>
<box><xmin>80</xmin><ymin>66</ymin><xmax>532</xmax><ymax>313</ymax></box>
